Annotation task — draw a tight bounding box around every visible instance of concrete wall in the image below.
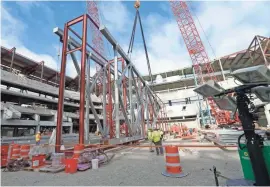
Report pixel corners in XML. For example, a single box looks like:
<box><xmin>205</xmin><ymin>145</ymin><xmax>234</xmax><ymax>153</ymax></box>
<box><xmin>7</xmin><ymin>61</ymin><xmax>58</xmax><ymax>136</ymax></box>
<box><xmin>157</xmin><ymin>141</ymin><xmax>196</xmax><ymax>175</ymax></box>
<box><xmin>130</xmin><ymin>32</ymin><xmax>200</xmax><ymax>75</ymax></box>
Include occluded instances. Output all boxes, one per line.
<box><xmin>166</xmin><ymin>104</ymin><xmax>198</xmax><ymax>117</ymax></box>
<box><xmin>167</xmin><ymin>119</ymin><xmax>199</xmax><ymax>129</ymax></box>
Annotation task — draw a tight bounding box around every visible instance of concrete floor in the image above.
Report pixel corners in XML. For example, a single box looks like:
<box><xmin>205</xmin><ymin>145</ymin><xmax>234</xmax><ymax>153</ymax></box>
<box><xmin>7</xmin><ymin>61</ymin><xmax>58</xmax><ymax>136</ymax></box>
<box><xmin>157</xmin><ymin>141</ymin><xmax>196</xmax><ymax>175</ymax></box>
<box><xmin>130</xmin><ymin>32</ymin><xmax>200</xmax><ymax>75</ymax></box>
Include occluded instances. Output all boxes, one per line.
<box><xmin>1</xmin><ymin>141</ymin><xmax>243</xmax><ymax>186</ymax></box>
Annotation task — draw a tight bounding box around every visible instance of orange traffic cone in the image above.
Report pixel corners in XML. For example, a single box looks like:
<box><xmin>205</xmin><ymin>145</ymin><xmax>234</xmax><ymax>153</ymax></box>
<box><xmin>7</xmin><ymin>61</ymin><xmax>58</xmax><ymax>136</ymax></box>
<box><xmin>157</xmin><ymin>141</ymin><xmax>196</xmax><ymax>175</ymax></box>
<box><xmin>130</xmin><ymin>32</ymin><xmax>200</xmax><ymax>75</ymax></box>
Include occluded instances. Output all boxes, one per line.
<box><xmin>162</xmin><ymin>146</ymin><xmax>188</xmax><ymax>178</ymax></box>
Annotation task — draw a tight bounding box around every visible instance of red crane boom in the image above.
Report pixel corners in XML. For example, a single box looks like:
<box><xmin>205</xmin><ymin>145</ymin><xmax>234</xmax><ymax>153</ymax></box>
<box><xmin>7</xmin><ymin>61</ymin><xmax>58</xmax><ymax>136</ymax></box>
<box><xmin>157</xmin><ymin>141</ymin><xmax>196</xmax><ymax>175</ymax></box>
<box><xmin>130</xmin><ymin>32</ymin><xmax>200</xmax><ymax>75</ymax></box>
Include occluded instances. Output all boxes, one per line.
<box><xmin>86</xmin><ymin>1</ymin><xmax>105</xmax><ymax>57</ymax></box>
<box><xmin>169</xmin><ymin>1</ymin><xmax>235</xmax><ymax>125</ymax></box>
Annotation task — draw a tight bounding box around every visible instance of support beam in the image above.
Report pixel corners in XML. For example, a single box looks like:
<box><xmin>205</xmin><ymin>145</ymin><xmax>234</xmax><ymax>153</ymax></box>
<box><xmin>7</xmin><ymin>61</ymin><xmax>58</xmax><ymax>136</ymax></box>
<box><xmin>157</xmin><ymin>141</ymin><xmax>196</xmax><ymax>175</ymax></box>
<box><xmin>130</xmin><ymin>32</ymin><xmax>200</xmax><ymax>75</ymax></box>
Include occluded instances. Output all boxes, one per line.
<box><xmin>85</xmin><ymin>57</ymin><xmax>90</xmax><ymax>143</ymax></box>
<box><xmin>114</xmin><ymin>46</ymin><xmax>120</xmax><ymax>138</ymax></box>
<box><xmin>68</xmin><ymin>44</ymin><xmax>81</xmax><ymax>75</ymax></box>
<box><xmin>118</xmin><ymin>87</ymin><xmax>132</xmax><ymax>135</ymax></box>
<box><xmin>145</xmin><ymin>89</ymin><xmax>149</xmax><ymax>129</ymax></box>
<box><xmin>102</xmin><ymin>64</ymin><xmax>107</xmax><ymax>136</ymax></box>
<box><xmin>129</xmin><ymin>66</ymin><xmax>134</xmax><ymax>134</ymax></box>
<box><xmin>192</xmin><ymin>66</ymin><xmax>205</xmax><ymax>126</ymax></box>
<box><xmin>108</xmin><ymin>65</ymin><xmax>113</xmax><ymax>138</ymax></box>
<box><xmin>122</xmin><ymin>59</ymin><xmax>128</xmax><ymax>137</ymax></box>
<box><xmin>89</xmin><ymin>96</ymin><xmax>104</xmax><ymax>136</ymax></box>
<box><xmin>218</xmin><ymin>58</ymin><xmax>226</xmax><ymax>81</ymax></box>
<box><xmin>78</xmin><ymin>14</ymin><xmax>88</xmax><ymax>145</ymax></box>
<box><xmin>10</xmin><ymin>47</ymin><xmax>16</xmax><ymax>72</ymax></box>
<box><xmin>40</xmin><ymin>61</ymin><xmax>44</xmax><ymax>82</ymax></box>
<box><xmin>34</xmin><ymin>114</ymin><xmax>40</xmax><ymax>133</ymax></box>
<box><xmin>55</xmin><ymin>23</ymin><xmax>68</xmax><ymax>153</ymax></box>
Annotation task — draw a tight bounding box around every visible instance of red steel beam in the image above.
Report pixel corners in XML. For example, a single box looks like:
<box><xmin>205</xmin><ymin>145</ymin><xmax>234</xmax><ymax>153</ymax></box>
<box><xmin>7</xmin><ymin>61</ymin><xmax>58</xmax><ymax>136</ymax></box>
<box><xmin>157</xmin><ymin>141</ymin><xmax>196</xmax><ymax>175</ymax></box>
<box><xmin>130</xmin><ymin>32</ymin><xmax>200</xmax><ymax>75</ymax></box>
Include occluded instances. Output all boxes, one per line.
<box><xmin>78</xmin><ymin>14</ymin><xmax>88</xmax><ymax>145</ymax></box>
<box><xmin>67</xmin><ymin>15</ymin><xmax>84</xmax><ymax>27</ymax></box>
<box><xmin>108</xmin><ymin>64</ymin><xmax>113</xmax><ymax>138</ymax></box>
<box><xmin>66</xmin><ymin>15</ymin><xmax>108</xmax><ymax>63</ymax></box>
<box><xmin>66</xmin><ymin>46</ymin><xmax>82</xmax><ymax>54</ymax></box>
<box><xmin>55</xmin><ymin>23</ymin><xmax>69</xmax><ymax>153</ymax></box>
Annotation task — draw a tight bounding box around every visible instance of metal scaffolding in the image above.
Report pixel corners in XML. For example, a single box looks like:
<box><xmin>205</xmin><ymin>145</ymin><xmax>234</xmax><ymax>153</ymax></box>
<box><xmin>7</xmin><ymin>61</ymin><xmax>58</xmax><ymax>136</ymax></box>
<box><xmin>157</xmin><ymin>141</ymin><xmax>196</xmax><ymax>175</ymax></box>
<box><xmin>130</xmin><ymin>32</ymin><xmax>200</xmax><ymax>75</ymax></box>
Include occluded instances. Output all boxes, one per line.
<box><xmin>54</xmin><ymin>14</ymin><xmax>163</xmax><ymax>152</ymax></box>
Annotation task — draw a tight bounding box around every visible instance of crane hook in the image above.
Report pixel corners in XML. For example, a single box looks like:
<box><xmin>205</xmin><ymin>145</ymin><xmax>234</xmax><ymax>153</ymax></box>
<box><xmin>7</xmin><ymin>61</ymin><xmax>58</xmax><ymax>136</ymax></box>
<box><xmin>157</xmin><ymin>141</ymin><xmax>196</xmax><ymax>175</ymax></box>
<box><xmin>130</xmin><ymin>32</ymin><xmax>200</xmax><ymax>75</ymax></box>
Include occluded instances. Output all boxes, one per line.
<box><xmin>134</xmin><ymin>0</ymin><xmax>140</xmax><ymax>9</ymax></box>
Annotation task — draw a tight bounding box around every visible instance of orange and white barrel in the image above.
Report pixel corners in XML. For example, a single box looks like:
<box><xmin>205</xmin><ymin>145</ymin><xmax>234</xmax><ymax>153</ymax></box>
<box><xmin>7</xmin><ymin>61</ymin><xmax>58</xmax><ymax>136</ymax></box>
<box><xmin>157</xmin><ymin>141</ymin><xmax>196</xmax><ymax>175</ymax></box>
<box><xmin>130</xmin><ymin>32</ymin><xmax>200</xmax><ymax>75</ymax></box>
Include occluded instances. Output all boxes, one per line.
<box><xmin>11</xmin><ymin>144</ymin><xmax>21</xmax><ymax>159</ymax></box>
<box><xmin>162</xmin><ymin>146</ymin><xmax>188</xmax><ymax>178</ymax></box>
<box><xmin>73</xmin><ymin>144</ymin><xmax>84</xmax><ymax>160</ymax></box>
<box><xmin>20</xmin><ymin>144</ymin><xmax>30</xmax><ymax>159</ymax></box>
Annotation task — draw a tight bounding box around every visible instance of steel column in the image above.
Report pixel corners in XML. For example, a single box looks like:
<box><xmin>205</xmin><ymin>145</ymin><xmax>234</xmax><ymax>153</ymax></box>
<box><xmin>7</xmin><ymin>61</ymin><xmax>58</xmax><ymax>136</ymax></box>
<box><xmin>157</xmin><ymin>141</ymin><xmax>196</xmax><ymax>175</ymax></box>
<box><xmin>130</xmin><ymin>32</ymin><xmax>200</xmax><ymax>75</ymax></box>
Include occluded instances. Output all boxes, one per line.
<box><xmin>102</xmin><ymin>64</ymin><xmax>107</xmax><ymax>136</ymax></box>
<box><xmin>218</xmin><ymin>58</ymin><xmax>226</xmax><ymax>81</ymax></box>
<box><xmin>40</xmin><ymin>61</ymin><xmax>44</xmax><ymax>82</ymax></box>
<box><xmin>139</xmin><ymin>81</ymin><xmax>145</xmax><ymax>137</ymax></box>
<box><xmin>118</xmin><ymin>86</ymin><xmax>133</xmax><ymax>134</ymax></box>
<box><xmin>145</xmin><ymin>89</ymin><xmax>149</xmax><ymax>129</ymax></box>
<box><xmin>256</xmin><ymin>36</ymin><xmax>269</xmax><ymax>66</ymax></box>
<box><xmin>192</xmin><ymin>66</ymin><xmax>205</xmax><ymax>126</ymax></box>
<box><xmin>9</xmin><ymin>48</ymin><xmax>16</xmax><ymax>72</ymax></box>
<box><xmin>55</xmin><ymin>23</ymin><xmax>68</xmax><ymax>153</ymax></box>
<box><xmin>129</xmin><ymin>66</ymin><xmax>134</xmax><ymax>134</ymax></box>
<box><xmin>108</xmin><ymin>64</ymin><xmax>113</xmax><ymax>138</ymax></box>
<box><xmin>85</xmin><ymin>56</ymin><xmax>90</xmax><ymax>143</ymax></box>
<box><xmin>68</xmin><ymin>44</ymin><xmax>81</xmax><ymax>75</ymax></box>
<box><xmin>114</xmin><ymin>46</ymin><xmax>120</xmax><ymax>138</ymax></box>
<box><xmin>122</xmin><ymin>59</ymin><xmax>128</xmax><ymax>137</ymax></box>
<box><xmin>78</xmin><ymin>14</ymin><xmax>88</xmax><ymax>145</ymax></box>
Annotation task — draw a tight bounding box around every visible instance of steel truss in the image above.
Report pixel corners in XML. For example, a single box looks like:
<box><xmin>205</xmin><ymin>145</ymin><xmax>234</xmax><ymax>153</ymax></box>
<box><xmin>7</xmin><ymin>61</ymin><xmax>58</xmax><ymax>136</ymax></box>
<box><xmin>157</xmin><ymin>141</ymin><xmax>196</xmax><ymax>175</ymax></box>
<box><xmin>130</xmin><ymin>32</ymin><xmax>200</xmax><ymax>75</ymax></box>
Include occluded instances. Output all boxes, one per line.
<box><xmin>54</xmin><ymin>14</ymin><xmax>162</xmax><ymax>152</ymax></box>
<box><xmin>247</xmin><ymin>35</ymin><xmax>270</xmax><ymax>67</ymax></box>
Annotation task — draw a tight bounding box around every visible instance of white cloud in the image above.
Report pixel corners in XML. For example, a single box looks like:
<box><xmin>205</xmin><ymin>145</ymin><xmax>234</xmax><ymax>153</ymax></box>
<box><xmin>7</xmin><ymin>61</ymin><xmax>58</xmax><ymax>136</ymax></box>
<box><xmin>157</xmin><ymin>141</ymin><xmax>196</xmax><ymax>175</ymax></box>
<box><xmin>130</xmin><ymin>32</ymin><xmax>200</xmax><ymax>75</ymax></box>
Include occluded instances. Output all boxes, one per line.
<box><xmin>2</xmin><ymin>1</ymin><xmax>269</xmax><ymax>80</ymax></box>
<box><xmin>99</xmin><ymin>1</ymin><xmax>132</xmax><ymax>34</ymax></box>
<box><xmin>111</xmin><ymin>1</ymin><xmax>270</xmax><ymax>76</ymax></box>
<box><xmin>15</xmin><ymin>1</ymin><xmax>56</xmax><ymax>26</ymax></box>
<box><xmin>192</xmin><ymin>1</ymin><xmax>270</xmax><ymax>58</ymax></box>
<box><xmin>1</xmin><ymin>4</ymin><xmax>58</xmax><ymax>71</ymax></box>
<box><xmin>126</xmin><ymin>16</ymin><xmax>191</xmax><ymax>75</ymax></box>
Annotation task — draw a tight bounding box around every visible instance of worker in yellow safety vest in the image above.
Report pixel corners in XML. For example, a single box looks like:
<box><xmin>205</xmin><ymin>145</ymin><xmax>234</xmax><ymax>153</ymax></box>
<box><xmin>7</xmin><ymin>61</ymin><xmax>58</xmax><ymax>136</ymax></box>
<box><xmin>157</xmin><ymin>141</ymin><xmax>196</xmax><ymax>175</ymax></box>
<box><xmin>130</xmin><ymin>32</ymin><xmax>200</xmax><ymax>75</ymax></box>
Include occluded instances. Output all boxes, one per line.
<box><xmin>35</xmin><ymin>131</ymin><xmax>41</xmax><ymax>145</ymax></box>
<box><xmin>151</xmin><ymin>128</ymin><xmax>164</xmax><ymax>156</ymax></box>
<box><xmin>147</xmin><ymin>128</ymin><xmax>154</xmax><ymax>152</ymax></box>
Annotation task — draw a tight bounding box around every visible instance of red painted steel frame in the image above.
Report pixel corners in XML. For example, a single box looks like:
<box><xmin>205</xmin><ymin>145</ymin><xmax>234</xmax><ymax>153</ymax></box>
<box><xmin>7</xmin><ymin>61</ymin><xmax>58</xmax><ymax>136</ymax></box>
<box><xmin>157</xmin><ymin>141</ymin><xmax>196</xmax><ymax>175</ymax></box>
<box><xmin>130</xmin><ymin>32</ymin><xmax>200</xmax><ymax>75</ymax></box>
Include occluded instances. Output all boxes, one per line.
<box><xmin>79</xmin><ymin>14</ymin><xmax>88</xmax><ymax>145</ymax></box>
<box><xmin>56</xmin><ymin>14</ymin><xmax>91</xmax><ymax>152</ymax></box>
<box><xmin>56</xmin><ymin>22</ymin><xmax>69</xmax><ymax>153</ymax></box>
<box><xmin>107</xmin><ymin>63</ymin><xmax>113</xmax><ymax>138</ymax></box>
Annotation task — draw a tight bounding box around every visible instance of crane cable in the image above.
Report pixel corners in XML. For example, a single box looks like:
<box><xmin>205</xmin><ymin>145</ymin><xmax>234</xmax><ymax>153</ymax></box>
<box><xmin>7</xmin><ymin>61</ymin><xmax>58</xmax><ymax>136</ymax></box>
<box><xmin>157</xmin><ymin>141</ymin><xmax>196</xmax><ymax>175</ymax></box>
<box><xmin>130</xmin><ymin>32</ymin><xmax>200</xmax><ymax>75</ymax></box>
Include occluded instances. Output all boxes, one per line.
<box><xmin>127</xmin><ymin>5</ymin><xmax>153</xmax><ymax>83</ymax></box>
<box><xmin>186</xmin><ymin>2</ymin><xmax>218</xmax><ymax>61</ymax></box>
<box><xmin>127</xmin><ymin>11</ymin><xmax>138</xmax><ymax>55</ymax></box>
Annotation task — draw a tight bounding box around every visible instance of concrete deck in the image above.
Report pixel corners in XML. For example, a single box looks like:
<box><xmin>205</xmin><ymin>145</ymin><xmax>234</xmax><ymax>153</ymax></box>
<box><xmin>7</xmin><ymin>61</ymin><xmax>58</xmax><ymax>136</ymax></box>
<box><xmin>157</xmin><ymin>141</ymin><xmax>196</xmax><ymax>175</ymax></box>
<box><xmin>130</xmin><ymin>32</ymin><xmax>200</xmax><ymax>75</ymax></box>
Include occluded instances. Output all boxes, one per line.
<box><xmin>1</xmin><ymin>142</ymin><xmax>243</xmax><ymax>186</ymax></box>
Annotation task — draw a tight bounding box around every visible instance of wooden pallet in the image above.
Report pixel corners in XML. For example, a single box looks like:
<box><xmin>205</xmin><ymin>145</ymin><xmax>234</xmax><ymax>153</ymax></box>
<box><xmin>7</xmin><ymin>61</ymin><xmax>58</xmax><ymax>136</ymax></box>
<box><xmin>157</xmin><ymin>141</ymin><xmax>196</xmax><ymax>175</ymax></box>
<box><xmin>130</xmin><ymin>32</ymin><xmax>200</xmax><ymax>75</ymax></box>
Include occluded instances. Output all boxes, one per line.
<box><xmin>24</xmin><ymin>167</ymin><xmax>41</xmax><ymax>172</ymax></box>
<box><xmin>39</xmin><ymin>165</ymin><xmax>65</xmax><ymax>173</ymax></box>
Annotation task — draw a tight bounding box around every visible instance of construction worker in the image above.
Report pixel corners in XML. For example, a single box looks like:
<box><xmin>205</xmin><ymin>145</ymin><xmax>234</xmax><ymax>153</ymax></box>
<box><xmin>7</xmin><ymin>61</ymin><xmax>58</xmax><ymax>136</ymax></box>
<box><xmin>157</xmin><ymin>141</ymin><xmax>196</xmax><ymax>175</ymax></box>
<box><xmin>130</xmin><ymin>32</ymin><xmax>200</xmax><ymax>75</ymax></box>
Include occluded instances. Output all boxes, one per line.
<box><xmin>35</xmin><ymin>131</ymin><xmax>41</xmax><ymax>145</ymax></box>
<box><xmin>151</xmin><ymin>128</ymin><xmax>164</xmax><ymax>155</ymax></box>
<box><xmin>147</xmin><ymin>128</ymin><xmax>154</xmax><ymax>152</ymax></box>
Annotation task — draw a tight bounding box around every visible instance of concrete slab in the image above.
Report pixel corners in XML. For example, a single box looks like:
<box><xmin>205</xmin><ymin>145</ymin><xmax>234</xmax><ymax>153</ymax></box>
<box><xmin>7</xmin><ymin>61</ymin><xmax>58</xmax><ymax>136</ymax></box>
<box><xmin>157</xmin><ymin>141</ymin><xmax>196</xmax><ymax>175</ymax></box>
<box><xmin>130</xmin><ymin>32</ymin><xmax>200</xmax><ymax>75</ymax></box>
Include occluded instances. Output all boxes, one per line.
<box><xmin>1</xmin><ymin>143</ymin><xmax>243</xmax><ymax>186</ymax></box>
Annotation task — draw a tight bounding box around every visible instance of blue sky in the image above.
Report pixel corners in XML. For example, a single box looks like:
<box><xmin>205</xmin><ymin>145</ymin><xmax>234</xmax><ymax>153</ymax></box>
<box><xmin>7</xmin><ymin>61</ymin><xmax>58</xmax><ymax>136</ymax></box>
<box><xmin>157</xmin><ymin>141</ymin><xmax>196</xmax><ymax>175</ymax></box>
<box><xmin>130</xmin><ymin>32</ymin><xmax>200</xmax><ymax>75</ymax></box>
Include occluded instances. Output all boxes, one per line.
<box><xmin>1</xmin><ymin>1</ymin><xmax>270</xmax><ymax>78</ymax></box>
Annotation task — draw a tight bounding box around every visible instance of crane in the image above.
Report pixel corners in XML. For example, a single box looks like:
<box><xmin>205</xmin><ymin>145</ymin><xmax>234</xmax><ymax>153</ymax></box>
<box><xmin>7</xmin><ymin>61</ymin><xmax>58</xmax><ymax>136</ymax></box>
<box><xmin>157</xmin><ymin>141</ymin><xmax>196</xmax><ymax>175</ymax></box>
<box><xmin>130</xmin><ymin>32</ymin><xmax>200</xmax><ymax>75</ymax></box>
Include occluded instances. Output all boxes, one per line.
<box><xmin>169</xmin><ymin>1</ymin><xmax>238</xmax><ymax>126</ymax></box>
<box><xmin>87</xmin><ymin>1</ymin><xmax>116</xmax><ymax>138</ymax></box>
<box><xmin>86</xmin><ymin>0</ymin><xmax>105</xmax><ymax>96</ymax></box>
